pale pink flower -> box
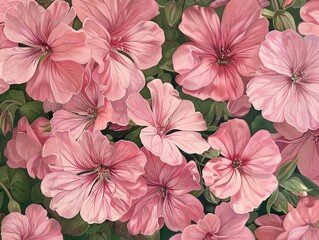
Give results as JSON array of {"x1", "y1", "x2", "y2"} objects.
[
  {"x1": 0, "y1": 0, "x2": 91, "y2": 103},
  {"x1": 210, "y1": 0, "x2": 270, "y2": 8},
  {"x1": 50, "y1": 65, "x2": 113, "y2": 139},
  {"x1": 0, "y1": 0, "x2": 18, "y2": 22},
  {"x1": 273, "y1": 122, "x2": 319, "y2": 184},
  {"x1": 127, "y1": 79, "x2": 210, "y2": 166},
  {"x1": 299, "y1": 0, "x2": 319, "y2": 36},
  {"x1": 73, "y1": 0, "x2": 164, "y2": 101},
  {"x1": 203, "y1": 119, "x2": 281, "y2": 213},
  {"x1": 4, "y1": 116, "x2": 57, "y2": 179},
  {"x1": 227, "y1": 95, "x2": 251, "y2": 117},
  {"x1": 172, "y1": 202, "x2": 254, "y2": 240},
  {"x1": 1, "y1": 204, "x2": 62, "y2": 240},
  {"x1": 41, "y1": 130, "x2": 147, "y2": 223},
  {"x1": 255, "y1": 214, "x2": 285, "y2": 240},
  {"x1": 121, "y1": 148, "x2": 204, "y2": 235},
  {"x1": 276, "y1": 197, "x2": 319, "y2": 239},
  {"x1": 172, "y1": 0, "x2": 268, "y2": 101},
  {"x1": 247, "y1": 30, "x2": 319, "y2": 133}
]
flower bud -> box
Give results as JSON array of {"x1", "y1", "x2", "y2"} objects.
[
  {"x1": 282, "y1": 0, "x2": 294, "y2": 9},
  {"x1": 8, "y1": 199, "x2": 21, "y2": 213},
  {"x1": 0, "y1": 110, "x2": 13, "y2": 136},
  {"x1": 164, "y1": 1, "x2": 182, "y2": 27},
  {"x1": 273, "y1": 10, "x2": 296, "y2": 31}
]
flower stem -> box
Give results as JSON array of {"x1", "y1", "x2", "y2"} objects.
[{"x1": 0, "y1": 181, "x2": 13, "y2": 201}]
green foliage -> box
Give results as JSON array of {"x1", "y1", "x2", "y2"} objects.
[{"x1": 19, "y1": 101, "x2": 47, "y2": 123}]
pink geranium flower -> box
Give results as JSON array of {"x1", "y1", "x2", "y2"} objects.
[
  {"x1": 247, "y1": 30, "x2": 319, "y2": 133},
  {"x1": 41, "y1": 130, "x2": 147, "y2": 224},
  {"x1": 127, "y1": 79, "x2": 210, "y2": 166},
  {"x1": 203, "y1": 119, "x2": 281, "y2": 213},
  {"x1": 172, "y1": 0, "x2": 268, "y2": 101},
  {"x1": 255, "y1": 214, "x2": 285, "y2": 240},
  {"x1": 0, "y1": 0, "x2": 91, "y2": 103},
  {"x1": 1, "y1": 204, "x2": 63, "y2": 240},
  {"x1": 73, "y1": 0, "x2": 164, "y2": 101},
  {"x1": 50, "y1": 64, "x2": 113, "y2": 139},
  {"x1": 4, "y1": 116, "x2": 57, "y2": 179},
  {"x1": 171, "y1": 202, "x2": 254, "y2": 240},
  {"x1": 276, "y1": 197, "x2": 319, "y2": 239},
  {"x1": 121, "y1": 148, "x2": 204, "y2": 235},
  {"x1": 273, "y1": 122, "x2": 319, "y2": 184},
  {"x1": 210, "y1": 0, "x2": 270, "y2": 8},
  {"x1": 299, "y1": 0, "x2": 319, "y2": 36}
]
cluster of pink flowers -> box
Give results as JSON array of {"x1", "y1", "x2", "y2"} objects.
[{"x1": 1, "y1": 0, "x2": 319, "y2": 239}]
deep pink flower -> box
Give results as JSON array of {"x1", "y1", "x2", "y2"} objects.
[
  {"x1": 1, "y1": 204, "x2": 62, "y2": 240},
  {"x1": 41, "y1": 130, "x2": 147, "y2": 223},
  {"x1": 227, "y1": 95, "x2": 251, "y2": 117},
  {"x1": 210, "y1": 0, "x2": 270, "y2": 8},
  {"x1": 255, "y1": 214, "x2": 285, "y2": 240},
  {"x1": 276, "y1": 197, "x2": 319, "y2": 239},
  {"x1": 73, "y1": 0, "x2": 164, "y2": 101},
  {"x1": 50, "y1": 65, "x2": 113, "y2": 139},
  {"x1": 273, "y1": 122, "x2": 319, "y2": 184},
  {"x1": 299, "y1": 0, "x2": 319, "y2": 36},
  {"x1": 247, "y1": 30, "x2": 319, "y2": 133},
  {"x1": 0, "y1": 0, "x2": 91, "y2": 103},
  {"x1": 4, "y1": 116, "x2": 57, "y2": 179},
  {"x1": 172, "y1": 0, "x2": 268, "y2": 101},
  {"x1": 0, "y1": 0, "x2": 18, "y2": 22},
  {"x1": 127, "y1": 79, "x2": 210, "y2": 166},
  {"x1": 121, "y1": 148, "x2": 204, "y2": 235},
  {"x1": 172, "y1": 202, "x2": 254, "y2": 240},
  {"x1": 203, "y1": 119, "x2": 281, "y2": 213}
]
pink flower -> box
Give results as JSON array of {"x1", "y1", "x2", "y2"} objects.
[
  {"x1": 255, "y1": 214, "x2": 285, "y2": 240},
  {"x1": 299, "y1": 0, "x2": 319, "y2": 36},
  {"x1": 210, "y1": 0, "x2": 270, "y2": 8},
  {"x1": 273, "y1": 122, "x2": 319, "y2": 184},
  {"x1": 172, "y1": 0, "x2": 268, "y2": 101},
  {"x1": 50, "y1": 65, "x2": 113, "y2": 139},
  {"x1": 227, "y1": 95, "x2": 251, "y2": 117},
  {"x1": 247, "y1": 30, "x2": 319, "y2": 133},
  {"x1": 121, "y1": 148, "x2": 204, "y2": 235},
  {"x1": 4, "y1": 116, "x2": 57, "y2": 179},
  {"x1": 0, "y1": 0, "x2": 18, "y2": 22},
  {"x1": 73, "y1": 0, "x2": 164, "y2": 101},
  {"x1": 127, "y1": 79, "x2": 210, "y2": 166},
  {"x1": 276, "y1": 197, "x2": 319, "y2": 239},
  {"x1": 203, "y1": 119, "x2": 281, "y2": 213},
  {"x1": 41, "y1": 130, "x2": 147, "y2": 223},
  {"x1": 0, "y1": 0, "x2": 91, "y2": 103},
  {"x1": 1, "y1": 204, "x2": 62, "y2": 240},
  {"x1": 173, "y1": 202, "x2": 254, "y2": 240}
]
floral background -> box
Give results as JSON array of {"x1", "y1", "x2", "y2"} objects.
[{"x1": 0, "y1": 0, "x2": 319, "y2": 239}]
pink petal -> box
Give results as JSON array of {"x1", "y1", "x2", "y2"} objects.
[
  {"x1": 0, "y1": 24, "x2": 17, "y2": 48},
  {"x1": 227, "y1": 95, "x2": 251, "y2": 117},
  {"x1": 0, "y1": 47, "x2": 41, "y2": 84},
  {"x1": 0, "y1": 78, "x2": 9, "y2": 94},
  {"x1": 1, "y1": 213, "x2": 29, "y2": 240},
  {"x1": 298, "y1": 137, "x2": 319, "y2": 180},
  {"x1": 48, "y1": 24, "x2": 90, "y2": 64},
  {"x1": 0, "y1": 0, "x2": 19, "y2": 22},
  {"x1": 273, "y1": 121, "x2": 304, "y2": 140},
  {"x1": 182, "y1": 220, "x2": 215, "y2": 239},
  {"x1": 299, "y1": 22, "x2": 319, "y2": 37},
  {"x1": 127, "y1": 92, "x2": 155, "y2": 127},
  {"x1": 208, "y1": 119, "x2": 250, "y2": 159}
]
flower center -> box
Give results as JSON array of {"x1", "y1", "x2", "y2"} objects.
[
  {"x1": 86, "y1": 108, "x2": 97, "y2": 118},
  {"x1": 157, "y1": 123, "x2": 170, "y2": 136},
  {"x1": 41, "y1": 46, "x2": 51, "y2": 55},
  {"x1": 203, "y1": 233, "x2": 217, "y2": 240},
  {"x1": 158, "y1": 186, "x2": 167, "y2": 198},
  {"x1": 217, "y1": 47, "x2": 231, "y2": 65},
  {"x1": 291, "y1": 71, "x2": 305, "y2": 83},
  {"x1": 232, "y1": 158, "x2": 242, "y2": 169},
  {"x1": 312, "y1": 135, "x2": 319, "y2": 143},
  {"x1": 97, "y1": 166, "x2": 111, "y2": 181}
]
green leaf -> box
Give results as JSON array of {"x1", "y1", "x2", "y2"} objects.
[
  {"x1": 60, "y1": 214, "x2": 89, "y2": 236},
  {"x1": 10, "y1": 169, "x2": 31, "y2": 202},
  {"x1": 277, "y1": 159, "x2": 298, "y2": 182},
  {"x1": 266, "y1": 188, "x2": 279, "y2": 214},
  {"x1": 0, "y1": 90, "x2": 25, "y2": 105},
  {"x1": 272, "y1": 191, "x2": 288, "y2": 213},
  {"x1": 280, "y1": 176, "x2": 310, "y2": 193},
  {"x1": 291, "y1": 173, "x2": 319, "y2": 197},
  {"x1": 19, "y1": 101, "x2": 47, "y2": 123},
  {"x1": 124, "y1": 127, "x2": 142, "y2": 147},
  {"x1": 158, "y1": 73, "x2": 172, "y2": 83},
  {"x1": 31, "y1": 182, "x2": 45, "y2": 204},
  {"x1": 86, "y1": 222, "x2": 113, "y2": 234},
  {"x1": 0, "y1": 192, "x2": 3, "y2": 209},
  {"x1": 203, "y1": 187, "x2": 220, "y2": 204},
  {"x1": 88, "y1": 231, "x2": 111, "y2": 240},
  {"x1": 291, "y1": 0, "x2": 306, "y2": 8},
  {"x1": 281, "y1": 189, "x2": 299, "y2": 207},
  {"x1": 250, "y1": 115, "x2": 276, "y2": 135},
  {"x1": 202, "y1": 148, "x2": 220, "y2": 159}
]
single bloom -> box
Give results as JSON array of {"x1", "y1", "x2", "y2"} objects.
[
  {"x1": 247, "y1": 30, "x2": 319, "y2": 133},
  {"x1": 203, "y1": 119, "x2": 281, "y2": 213},
  {"x1": 4, "y1": 116, "x2": 57, "y2": 179},
  {"x1": 273, "y1": 121, "x2": 319, "y2": 185},
  {"x1": 73, "y1": 0, "x2": 164, "y2": 101},
  {"x1": 299, "y1": 0, "x2": 319, "y2": 36},
  {"x1": 127, "y1": 79, "x2": 210, "y2": 166},
  {"x1": 172, "y1": 0, "x2": 268, "y2": 101},
  {"x1": 1, "y1": 204, "x2": 63, "y2": 240},
  {"x1": 41, "y1": 130, "x2": 147, "y2": 224},
  {"x1": 276, "y1": 197, "x2": 319, "y2": 239},
  {"x1": 0, "y1": 0, "x2": 91, "y2": 103},
  {"x1": 255, "y1": 214, "x2": 285, "y2": 240},
  {"x1": 210, "y1": 0, "x2": 270, "y2": 8},
  {"x1": 121, "y1": 148, "x2": 204, "y2": 235},
  {"x1": 50, "y1": 64, "x2": 113, "y2": 139},
  {"x1": 170, "y1": 202, "x2": 254, "y2": 240}
]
